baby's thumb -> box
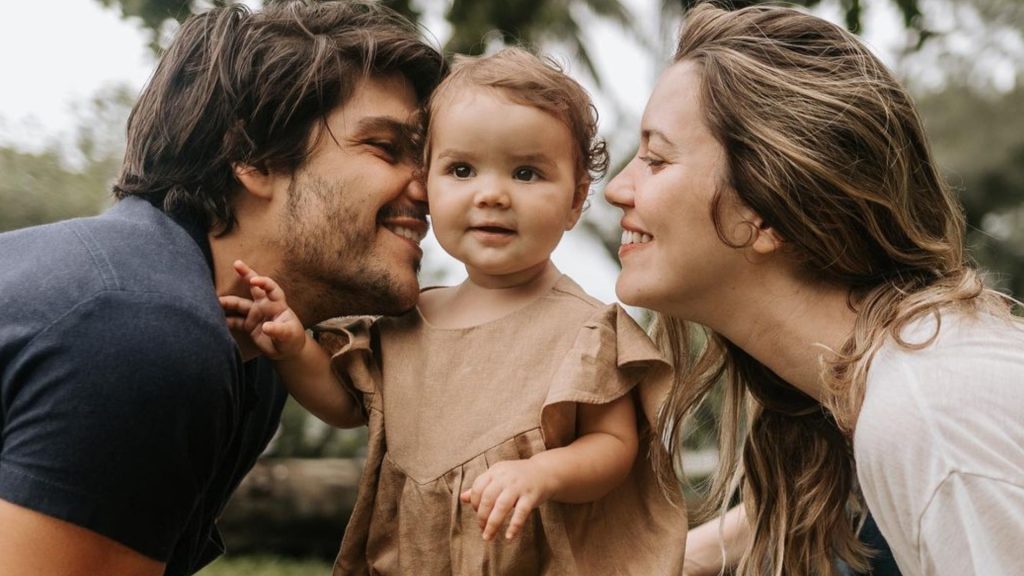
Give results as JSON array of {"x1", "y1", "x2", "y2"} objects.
[{"x1": 460, "y1": 490, "x2": 472, "y2": 503}]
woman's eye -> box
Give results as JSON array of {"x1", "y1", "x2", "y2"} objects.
[
  {"x1": 513, "y1": 167, "x2": 539, "y2": 182},
  {"x1": 452, "y1": 164, "x2": 474, "y2": 178},
  {"x1": 639, "y1": 155, "x2": 665, "y2": 169}
]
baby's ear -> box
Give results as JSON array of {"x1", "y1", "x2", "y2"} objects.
[{"x1": 565, "y1": 179, "x2": 589, "y2": 230}]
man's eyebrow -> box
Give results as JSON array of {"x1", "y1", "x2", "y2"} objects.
[{"x1": 352, "y1": 116, "x2": 413, "y2": 138}]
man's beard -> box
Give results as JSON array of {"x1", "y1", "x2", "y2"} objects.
[{"x1": 275, "y1": 172, "x2": 419, "y2": 325}]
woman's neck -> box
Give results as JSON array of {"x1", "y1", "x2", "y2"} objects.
[
  {"x1": 419, "y1": 260, "x2": 562, "y2": 329},
  {"x1": 703, "y1": 271, "x2": 858, "y2": 403}
]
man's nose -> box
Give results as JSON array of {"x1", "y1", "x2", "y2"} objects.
[{"x1": 405, "y1": 175, "x2": 427, "y2": 204}]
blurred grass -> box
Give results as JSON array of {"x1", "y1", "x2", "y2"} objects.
[{"x1": 197, "y1": 555, "x2": 332, "y2": 576}]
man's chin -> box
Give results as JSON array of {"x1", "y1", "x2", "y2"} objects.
[{"x1": 376, "y1": 280, "x2": 420, "y2": 317}]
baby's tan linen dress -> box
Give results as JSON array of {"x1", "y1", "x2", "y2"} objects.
[{"x1": 317, "y1": 276, "x2": 687, "y2": 576}]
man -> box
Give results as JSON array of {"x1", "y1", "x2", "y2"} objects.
[{"x1": 0, "y1": 2, "x2": 444, "y2": 575}]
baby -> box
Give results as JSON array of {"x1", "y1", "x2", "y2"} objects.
[{"x1": 223, "y1": 48, "x2": 686, "y2": 575}]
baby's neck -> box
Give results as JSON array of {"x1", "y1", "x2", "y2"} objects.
[{"x1": 418, "y1": 261, "x2": 562, "y2": 329}]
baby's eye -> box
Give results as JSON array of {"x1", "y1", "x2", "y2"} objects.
[
  {"x1": 450, "y1": 164, "x2": 475, "y2": 179},
  {"x1": 513, "y1": 167, "x2": 540, "y2": 182}
]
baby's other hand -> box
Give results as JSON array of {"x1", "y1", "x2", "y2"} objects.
[{"x1": 459, "y1": 459, "x2": 552, "y2": 542}]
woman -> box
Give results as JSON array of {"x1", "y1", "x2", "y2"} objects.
[{"x1": 606, "y1": 4, "x2": 1024, "y2": 575}]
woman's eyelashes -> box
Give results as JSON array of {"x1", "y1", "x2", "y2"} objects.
[{"x1": 638, "y1": 154, "x2": 666, "y2": 171}]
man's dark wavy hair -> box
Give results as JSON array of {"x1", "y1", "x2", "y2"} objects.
[{"x1": 113, "y1": 0, "x2": 445, "y2": 233}]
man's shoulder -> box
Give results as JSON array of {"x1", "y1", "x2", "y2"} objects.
[{"x1": 0, "y1": 200, "x2": 217, "y2": 328}]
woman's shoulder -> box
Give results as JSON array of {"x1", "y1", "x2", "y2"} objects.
[{"x1": 856, "y1": 309, "x2": 1024, "y2": 485}]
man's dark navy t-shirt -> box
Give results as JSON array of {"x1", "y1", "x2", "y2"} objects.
[{"x1": 0, "y1": 197, "x2": 287, "y2": 575}]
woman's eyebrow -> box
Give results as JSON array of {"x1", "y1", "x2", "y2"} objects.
[{"x1": 642, "y1": 128, "x2": 676, "y2": 149}]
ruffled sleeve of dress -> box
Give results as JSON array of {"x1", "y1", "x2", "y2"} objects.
[
  {"x1": 315, "y1": 316, "x2": 390, "y2": 576},
  {"x1": 313, "y1": 316, "x2": 381, "y2": 422},
  {"x1": 542, "y1": 304, "x2": 688, "y2": 576},
  {"x1": 540, "y1": 304, "x2": 673, "y2": 448}
]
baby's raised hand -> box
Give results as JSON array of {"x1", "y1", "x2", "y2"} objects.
[
  {"x1": 459, "y1": 459, "x2": 552, "y2": 542},
  {"x1": 219, "y1": 260, "x2": 306, "y2": 360}
]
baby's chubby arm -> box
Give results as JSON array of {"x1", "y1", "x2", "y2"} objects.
[
  {"x1": 219, "y1": 260, "x2": 362, "y2": 429},
  {"x1": 460, "y1": 393, "x2": 638, "y2": 541}
]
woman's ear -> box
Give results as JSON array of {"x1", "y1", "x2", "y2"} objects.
[
  {"x1": 749, "y1": 214, "x2": 785, "y2": 255},
  {"x1": 232, "y1": 163, "x2": 277, "y2": 201}
]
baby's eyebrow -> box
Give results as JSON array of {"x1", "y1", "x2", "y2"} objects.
[
  {"x1": 508, "y1": 153, "x2": 555, "y2": 167},
  {"x1": 434, "y1": 148, "x2": 474, "y2": 162}
]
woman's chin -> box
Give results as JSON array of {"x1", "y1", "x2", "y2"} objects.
[{"x1": 615, "y1": 277, "x2": 652, "y2": 309}]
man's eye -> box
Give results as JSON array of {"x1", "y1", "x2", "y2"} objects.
[
  {"x1": 452, "y1": 164, "x2": 474, "y2": 178},
  {"x1": 369, "y1": 141, "x2": 398, "y2": 158},
  {"x1": 513, "y1": 167, "x2": 539, "y2": 182}
]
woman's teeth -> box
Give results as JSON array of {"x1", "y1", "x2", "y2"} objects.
[{"x1": 620, "y1": 230, "x2": 652, "y2": 245}]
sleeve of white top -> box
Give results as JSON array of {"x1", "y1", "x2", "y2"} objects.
[{"x1": 917, "y1": 471, "x2": 1024, "y2": 575}]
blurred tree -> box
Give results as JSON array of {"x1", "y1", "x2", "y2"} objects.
[
  {"x1": 95, "y1": 0, "x2": 939, "y2": 87},
  {"x1": 0, "y1": 86, "x2": 132, "y2": 233},
  {"x1": 95, "y1": 0, "x2": 637, "y2": 86},
  {"x1": 918, "y1": 83, "x2": 1024, "y2": 299},
  {"x1": 668, "y1": 0, "x2": 925, "y2": 37}
]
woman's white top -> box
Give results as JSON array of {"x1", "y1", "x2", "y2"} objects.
[{"x1": 855, "y1": 310, "x2": 1024, "y2": 576}]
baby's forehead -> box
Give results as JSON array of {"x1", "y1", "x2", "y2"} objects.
[{"x1": 428, "y1": 86, "x2": 571, "y2": 136}]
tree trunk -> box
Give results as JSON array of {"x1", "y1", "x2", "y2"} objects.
[{"x1": 218, "y1": 458, "x2": 362, "y2": 558}]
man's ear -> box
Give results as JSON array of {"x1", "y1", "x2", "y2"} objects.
[{"x1": 233, "y1": 163, "x2": 276, "y2": 201}]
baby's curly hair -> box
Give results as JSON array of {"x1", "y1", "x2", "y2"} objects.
[{"x1": 424, "y1": 47, "x2": 608, "y2": 196}]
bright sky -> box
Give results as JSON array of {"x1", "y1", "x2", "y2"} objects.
[{"x1": 0, "y1": 1, "x2": 153, "y2": 148}]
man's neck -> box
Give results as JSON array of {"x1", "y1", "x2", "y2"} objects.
[{"x1": 208, "y1": 228, "x2": 288, "y2": 361}]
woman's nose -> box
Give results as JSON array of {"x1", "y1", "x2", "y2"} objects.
[{"x1": 604, "y1": 156, "x2": 639, "y2": 208}]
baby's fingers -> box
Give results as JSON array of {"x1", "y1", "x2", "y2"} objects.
[
  {"x1": 482, "y1": 492, "x2": 517, "y2": 541},
  {"x1": 233, "y1": 259, "x2": 258, "y2": 281},
  {"x1": 504, "y1": 498, "x2": 535, "y2": 540},
  {"x1": 463, "y1": 474, "x2": 491, "y2": 511},
  {"x1": 225, "y1": 317, "x2": 248, "y2": 332},
  {"x1": 250, "y1": 275, "x2": 286, "y2": 303},
  {"x1": 219, "y1": 295, "x2": 253, "y2": 316},
  {"x1": 475, "y1": 482, "x2": 505, "y2": 531}
]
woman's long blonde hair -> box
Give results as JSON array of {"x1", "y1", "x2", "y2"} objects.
[{"x1": 652, "y1": 4, "x2": 1017, "y2": 575}]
